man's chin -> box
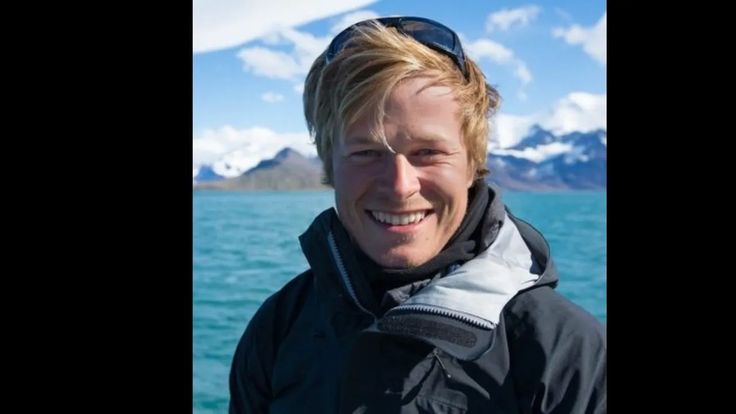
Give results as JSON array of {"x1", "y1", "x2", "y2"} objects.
[{"x1": 371, "y1": 248, "x2": 429, "y2": 269}]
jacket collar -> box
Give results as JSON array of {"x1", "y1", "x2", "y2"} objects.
[{"x1": 298, "y1": 184, "x2": 557, "y2": 360}]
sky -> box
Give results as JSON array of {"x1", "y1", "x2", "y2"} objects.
[{"x1": 193, "y1": 0, "x2": 606, "y2": 177}]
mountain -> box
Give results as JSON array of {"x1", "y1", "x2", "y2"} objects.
[
  {"x1": 487, "y1": 126, "x2": 606, "y2": 191},
  {"x1": 193, "y1": 126, "x2": 606, "y2": 191},
  {"x1": 509, "y1": 125, "x2": 558, "y2": 149},
  {"x1": 194, "y1": 147, "x2": 327, "y2": 190},
  {"x1": 193, "y1": 165, "x2": 225, "y2": 183}
]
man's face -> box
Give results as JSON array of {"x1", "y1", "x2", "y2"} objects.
[{"x1": 332, "y1": 76, "x2": 474, "y2": 268}]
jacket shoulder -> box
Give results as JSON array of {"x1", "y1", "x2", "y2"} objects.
[
  {"x1": 506, "y1": 285, "x2": 605, "y2": 345},
  {"x1": 261, "y1": 270, "x2": 315, "y2": 323},
  {"x1": 239, "y1": 269, "x2": 315, "y2": 351},
  {"x1": 228, "y1": 270, "x2": 314, "y2": 413}
]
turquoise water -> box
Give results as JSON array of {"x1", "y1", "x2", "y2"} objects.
[{"x1": 193, "y1": 190, "x2": 606, "y2": 412}]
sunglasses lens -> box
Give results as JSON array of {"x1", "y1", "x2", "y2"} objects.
[{"x1": 402, "y1": 20, "x2": 457, "y2": 52}]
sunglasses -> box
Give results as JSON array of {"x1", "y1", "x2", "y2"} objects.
[{"x1": 324, "y1": 16, "x2": 468, "y2": 79}]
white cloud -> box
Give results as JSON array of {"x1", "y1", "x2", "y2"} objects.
[
  {"x1": 261, "y1": 92, "x2": 284, "y2": 103},
  {"x1": 236, "y1": 8, "x2": 376, "y2": 84},
  {"x1": 278, "y1": 28, "x2": 333, "y2": 70},
  {"x1": 514, "y1": 62, "x2": 532, "y2": 84},
  {"x1": 235, "y1": 9, "x2": 379, "y2": 95},
  {"x1": 194, "y1": 0, "x2": 377, "y2": 54},
  {"x1": 193, "y1": 126, "x2": 317, "y2": 177},
  {"x1": 553, "y1": 12, "x2": 606, "y2": 65},
  {"x1": 563, "y1": 145, "x2": 591, "y2": 164},
  {"x1": 260, "y1": 31, "x2": 286, "y2": 46},
  {"x1": 237, "y1": 27, "x2": 333, "y2": 80},
  {"x1": 491, "y1": 92, "x2": 606, "y2": 149},
  {"x1": 465, "y1": 39, "x2": 514, "y2": 63},
  {"x1": 465, "y1": 38, "x2": 532, "y2": 86},
  {"x1": 493, "y1": 142, "x2": 573, "y2": 163},
  {"x1": 491, "y1": 113, "x2": 537, "y2": 149},
  {"x1": 539, "y1": 92, "x2": 607, "y2": 135},
  {"x1": 330, "y1": 9, "x2": 380, "y2": 34},
  {"x1": 486, "y1": 5, "x2": 541, "y2": 32},
  {"x1": 237, "y1": 47, "x2": 302, "y2": 79}
]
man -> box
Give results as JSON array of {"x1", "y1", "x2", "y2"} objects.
[{"x1": 230, "y1": 16, "x2": 606, "y2": 413}]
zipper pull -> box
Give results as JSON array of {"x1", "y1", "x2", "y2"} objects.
[{"x1": 432, "y1": 349, "x2": 452, "y2": 380}]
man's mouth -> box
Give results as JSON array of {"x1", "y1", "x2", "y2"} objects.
[{"x1": 367, "y1": 209, "x2": 433, "y2": 226}]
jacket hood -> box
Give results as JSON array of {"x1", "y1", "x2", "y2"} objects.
[{"x1": 298, "y1": 184, "x2": 558, "y2": 360}]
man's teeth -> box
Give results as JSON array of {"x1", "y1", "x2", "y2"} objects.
[{"x1": 370, "y1": 211, "x2": 426, "y2": 225}]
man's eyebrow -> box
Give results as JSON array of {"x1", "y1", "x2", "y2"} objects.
[
  {"x1": 408, "y1": 134, "x2": 451, "y2": 144},
  {"x1": 343, "y1": 136, "x2": 383, "y2": 145}
]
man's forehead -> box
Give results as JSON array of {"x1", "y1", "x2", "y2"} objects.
[
  {"x1": 341, "y1": 134, "x2": 384, "y2": 145},
  {"x1": 340, "y1": 132, "x2": 449, "y2": 146}
]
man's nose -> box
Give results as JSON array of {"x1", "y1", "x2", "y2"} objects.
[{"x1": 380, "y1": 153, "x2": 420, "y2": 200}]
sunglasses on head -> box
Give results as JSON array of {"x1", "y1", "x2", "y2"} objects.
[{"x1": 324, "y1": 16, "x2": 469, "y2": 79}]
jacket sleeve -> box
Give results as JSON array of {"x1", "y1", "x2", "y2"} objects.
[
  {"x1": 229, "y1": 298, "x2": 277, "y2": 414},
  {"x1": 509, "y1": 293, "x2": 607, "y2": 414}
]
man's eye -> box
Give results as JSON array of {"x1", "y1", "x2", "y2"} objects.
[
  {"x1": 351, "y1": 150, "x2": 382, "y2": 158},
  {"x1": 416, "y1": 149, "x2": 442, "y2": 156}
]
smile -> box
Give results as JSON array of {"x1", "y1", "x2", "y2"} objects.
[{"x1": 367, "y1": 209, "x2": 432, "y2": 226}]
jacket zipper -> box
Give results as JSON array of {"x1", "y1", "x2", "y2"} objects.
[
  {"x1": 388, "y1": 304, "x2": 496, "y2": 330},
  {"x1": 327, "y1": 232, "x2": 495, "y2": 330},
  {"x1": 327, "y1": 232, "x2": 375, "y2": 318}
]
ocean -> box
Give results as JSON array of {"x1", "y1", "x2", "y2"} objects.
[{"x1": 193, "y1": 190, "x2": 606, "y2": 412}]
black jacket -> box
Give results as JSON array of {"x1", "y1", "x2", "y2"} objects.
[{"x1": 230, "y1": 187, "x2": 606, "y2": 413}]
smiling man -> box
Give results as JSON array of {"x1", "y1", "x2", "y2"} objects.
[
  {"x1": 334, "y1": 77, "x2": 474, "y2": 269},
  {"x1": 230, "y1": 16, "x2": 606, "y2": 414}
]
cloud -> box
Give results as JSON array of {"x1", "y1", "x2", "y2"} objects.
[
  {"x1": 193, "y1": 126, "x2": 317, "y2": 177},
  {"x1": 491, "y1": 113, "x2": 537, "y2": 149},
  {"x1": 279, "y1": 28, "x2": 333, "y2": 69},
  {"x1": 493, "y1": 142, "x2": 573, "y2": 163},
  {"x1": 464, "y1": 38, "x2": 533, "y2": 85},
  {"x1": 261, "y1": 92, "x2": 284, "y2": 103},
  {"x1": 553, "y1": 12, "x2": 606, "y2": 65},
  {"x1": 236, "y1": 8, "x2": 378, "y2": 83},
  {"x1": 237, "y1": 47, "x2": 302, "y2": 79},
  {"x1": 194, "y1": 0, "x2": 377, "y2": 54},
  {"x1": 293, "y1": 83, "x2": 305, "y2": 94},
  {"x1": 491, "y1": 92, "x2": 606, "y2": 149},
  {"x1": 514, "y1": 62, "x2": 532, "y2": 84},
  {"x1": 539, "y1": 92, "x2": 607, "y2": 134},
  {"x1": 464, "y1": 38, "x2": 514, "y2": 63},
  {"x1": 237, "y1": 27, "x2": 332, "y2": 80},
  {"x1": 330, "y1": 9, "x2": 380, "y2": 34},
  {"x1": 486, "y1": 5, "x2": 541, "y2": 32}
]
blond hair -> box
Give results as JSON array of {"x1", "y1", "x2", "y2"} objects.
[{"x1": 304, "y1": 21, "x2": 501, "y2": 185}]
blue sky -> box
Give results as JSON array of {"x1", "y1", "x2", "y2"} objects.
[{"x1": 193, "y1": 0, "x2": 606, "y2": 177}]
